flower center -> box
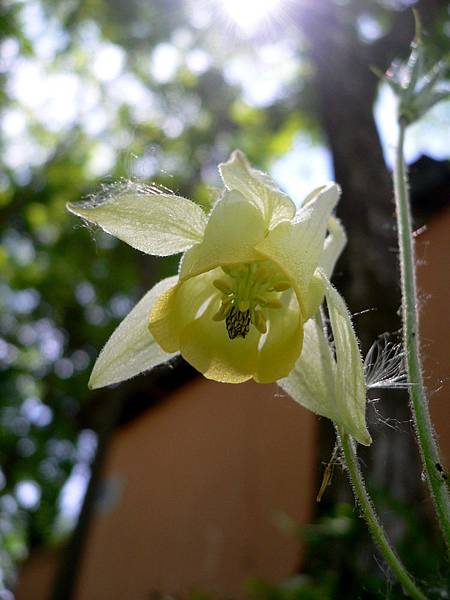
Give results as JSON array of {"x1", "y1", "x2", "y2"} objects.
[{"x1": 212, "y1": 261, "x2": 291, "y2": 339}]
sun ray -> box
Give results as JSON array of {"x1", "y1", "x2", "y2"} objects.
[{"x1": 218, "y1": 0, "x2": 284, "y2": 34}]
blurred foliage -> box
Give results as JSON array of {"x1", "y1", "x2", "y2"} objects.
[
  {"x1": 250, "y1": 499, "x2": 448, "y2": 600},
  {"x1": 188, "y1": 501, "x2": 448, "y2": 599},
  {"x1": 0, "y1": 0, "x2": 449, "y2": 595}
]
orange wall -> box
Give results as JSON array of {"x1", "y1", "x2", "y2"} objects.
[
  {"x1": 416, "y1": 208, "x2": 450, "y2": 467},
  {"x1": 74, "y1": 379, "x2": 317, "y2": 598}
]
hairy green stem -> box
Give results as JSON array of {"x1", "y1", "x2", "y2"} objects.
[
  {"x1": 340, "y1": 431, "x2": 428, "y2": 600},
  {"x1": 394, "y1": 119, "x2": 450, "y2": 551}
]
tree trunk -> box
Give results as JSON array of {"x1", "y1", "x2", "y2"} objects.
[{"x1": 50, "y1": 394, "x2": 123, "y2": 600}]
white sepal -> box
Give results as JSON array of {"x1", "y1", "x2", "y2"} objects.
[
  {"x1": 279, "y1": 273, "x2": 371, "y2": 446},
  {"x1": 218, "y1": 150, "x2": 296, "y2": 230},
  {"x1": 278, "y1": 315, "x2": 337, "y2": 422},
  {"x1": 322, "y1": 273, "x2": 371, "y2": 445},
  {"x1": 68, "y1": 182, "x2": 207, "y2": 256},
  {"x1": 88, "y1": 276, "x2": 178, "y2": 389}
]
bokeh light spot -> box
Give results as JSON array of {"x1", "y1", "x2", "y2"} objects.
[{"x1": 219, "y1": 0, "x2": 283, "y2": 34}]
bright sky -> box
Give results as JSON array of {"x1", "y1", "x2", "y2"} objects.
[{"x1": 374, "y1": 83, "x2": 450, "y2": 167}]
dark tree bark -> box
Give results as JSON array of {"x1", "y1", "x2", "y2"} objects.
[{"x1": 50, "y1": 393, "x2": 123, "y2": 600}]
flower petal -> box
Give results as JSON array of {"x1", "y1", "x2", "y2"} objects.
[
  {"x1": 278, "y1": 316, "x2": 337, "y2": 421},
  {"x1": 322, "y1": 274, "x2": 371, "y2": 445},
  {"x1": 320, "y1": 216, "x2": 347, "y2": 278},
  {"x1": 179, "y1": 190, "x2": 266, "y2": 280},
  {"x1": 279, "y1": 303, "x2": 371, "y2": 446},
  {"x1": 149, "y1": 270, "x2": 217, "y2": 352},
  {"x1": 219, "y1": 150, "x2": 296, "y2": 230},
  {"x1": 255, "y1": 293, "x2": 304, "y2": 384},
  {"x1": 179, "y1": 296, "x2": 260, "y2": 384},
  {"x1": 303, "y1": 271, "x2": 326, "y2": 321},
  {"x1": 301, "y1": 217, "x2": 347, "y2": 320},
  {"x1": 301, "y1": 184, "x2": 328, "y2": 207},
  {"x1": 279, "y1": 276, "x2": 371, "y2": 446},
  {"x1": 67, "y1": 182, "x2": 207, "y2": 256},
  {"x1": 89, "y1": 276, "x2": 178, "y2": 389},
  {"x1": 255, "y1": 183, "x2": 340, "y2": 312}
]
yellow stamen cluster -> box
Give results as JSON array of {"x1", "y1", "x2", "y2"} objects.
[{"x1": 212, "y1": 261, "x2": 291, "y2": 339}]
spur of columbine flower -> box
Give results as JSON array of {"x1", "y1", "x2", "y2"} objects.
[{"x1": 68, "y1": 151, "x2": 371, "y2": 445}]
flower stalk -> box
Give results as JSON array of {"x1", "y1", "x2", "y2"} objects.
[
  {"x1": 394, "y1": 118, "x2": 450, "y2": 552},
  {"x1": 339, "y1": 430, "x2": 429, "y2": 600}
]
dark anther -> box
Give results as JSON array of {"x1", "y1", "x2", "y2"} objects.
[{"x1": 226, "y1": 306, "x2": 251, "y2": 339}]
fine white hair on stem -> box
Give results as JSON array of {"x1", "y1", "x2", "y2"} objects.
[{"x1": 364, "y1": 334, "x2": 410, "y2": 390}]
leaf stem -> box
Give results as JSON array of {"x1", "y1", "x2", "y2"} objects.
[
  {"x1": 394, "y1": 118, "x2": 450, "y2": 552},
  {"x1": 339, "y1": 431, "x2": 429, "y2": 600}
]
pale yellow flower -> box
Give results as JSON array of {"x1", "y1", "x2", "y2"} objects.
[{"x1": 68, "y1": 151, "x2": 371, "y2": 445}]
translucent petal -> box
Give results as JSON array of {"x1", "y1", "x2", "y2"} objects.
[
  {"x1": 67, "y1": 182, "x2": 207, "y2": 256},
  {"x1": 278, "y1": 316, "x2": 337, "y2": 421},
  {"x1": 300, "y1": 184, "x2": 328, "y2": 207},
  {"x1": 303, "y1": 271, "x2": 326, "y2": 321},
  {"x1": 300, "y1": 217, "x2": 347, "y2": 320},
  {"x1": 179, "y1": 295, "x2": 260, "y2": 384},
  {"x1": 255, "y1": 183, "x2": 340, "y2": 313},
  {"x1": 88, "y1": 276, "x2": 178, "y2": 389},
  {"x1": 255, "y1": 294, "x2": 304, "y2": 383},
  {"x1": 219, "y1": 150, "x2": 296, "y2": 230},
  {"x1": 320, "y1": 216, "x2": 347, "y2": 278},
  {"x1": 179, "y1": 190, "x2": 266, "y2": 280},
  {"x1": 279, "y1": 296, "x2": 371, "y2": 446},
  {"x1": 322, "y1": 274, "x2": 371, "y2": 445},
  {"x1": 149, "y1": 270, "x2": 218, "y2": 352}
]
